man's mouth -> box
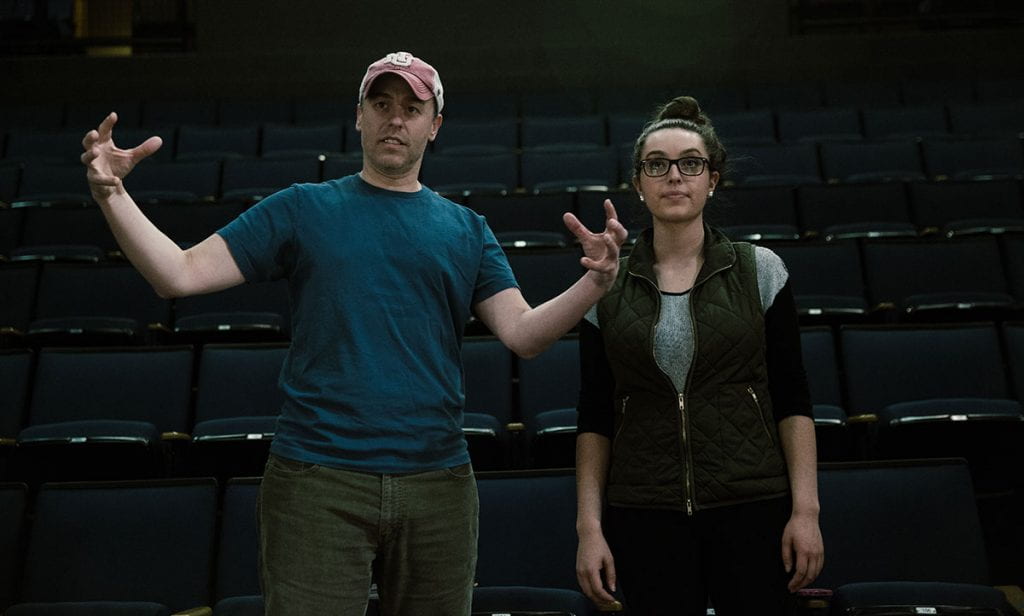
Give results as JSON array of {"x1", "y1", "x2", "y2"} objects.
[{"x1": 381, "y1": 136, "x2": 405, "y2": 146}]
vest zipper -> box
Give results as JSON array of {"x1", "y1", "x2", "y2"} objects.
[
  {"x1": 679, "y1": 393, "x2": 693, "y2": 516},
  {"x1": 748, "y1": 385, "x2": 774, "y2": 446},
  {"x1": 613, "y1": 396, "x2": 630, "y2": 442}
]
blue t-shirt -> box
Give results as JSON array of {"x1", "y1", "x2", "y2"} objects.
[{"x1": 217, "y1": 174, "x2": 517, "y2": 473}]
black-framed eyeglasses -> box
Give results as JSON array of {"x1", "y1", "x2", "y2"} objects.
[{"x1": 638, "y1": 156, "x2": 710, "y2": 178}]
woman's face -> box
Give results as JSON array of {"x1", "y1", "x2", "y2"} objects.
[{"x1": 633, "y1": 127, "x2": 719, "y2": 226}]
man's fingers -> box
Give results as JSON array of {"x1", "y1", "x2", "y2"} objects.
[
  {"x1": 563, "y1": 211, "x2": 592, "y2": 241},
  {"x1": 131, "y1": 135, "x2": 163, "y2": 162},
  {"x1": 97, "y1": 112, "x2": 118, "y2": 142},
  {"x1": 603, "y1": 198, "x2": 619, "y2": 223},
  {"x1": 81, "y1": 129, "x2": 100, "y2": 151}
]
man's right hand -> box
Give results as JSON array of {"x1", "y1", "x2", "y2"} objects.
[{"x1": 80, "y1": 112, "x2": 163, "y2": 203}]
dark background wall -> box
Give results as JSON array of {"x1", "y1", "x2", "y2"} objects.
[{"x1": 3, "y1": 0, "x2": 1022, "y2": 106}]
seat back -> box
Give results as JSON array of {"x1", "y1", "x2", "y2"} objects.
[
  {"x1": 816, "y1": 460, "x2": 989, "y2": 589},
  {"x1": 215, "y1": 477, "x2": 262, "y2": 602},
  {"x1": 475, "y1": 470, "x2": 579, "y2": 590},
  {"x1": 0, "y1": 482, "x2": 28, "y2": 610},
  {"x1": 20, "y1": 478, "x2": 218, "y2": 611}
]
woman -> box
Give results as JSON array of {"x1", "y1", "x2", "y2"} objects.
[{"x1": 574, "y1": 96, "x2": 824, "y2": 615}]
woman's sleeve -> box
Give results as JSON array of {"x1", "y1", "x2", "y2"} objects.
[
  {"x1": 577, "y1": 318, "x2": 616, "y2": 438},
  {"x1": 765, "y1": 280, "x2": 813, "y2": 422}
]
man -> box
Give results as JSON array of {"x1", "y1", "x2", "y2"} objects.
[{"x1": 81, "y1": 51, "x2": 627, "y2": 615}]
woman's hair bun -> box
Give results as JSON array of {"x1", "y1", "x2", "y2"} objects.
[{"x1": 655, "y1": 96, "x2": 706, "y2": 125}]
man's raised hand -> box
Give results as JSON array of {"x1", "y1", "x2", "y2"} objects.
[
  {"x1": 80, "y1": 112, "x2": 162, "y2": 202},
  {"x1": 562, "y1": 199, "x2": 629, "y2": 288}
]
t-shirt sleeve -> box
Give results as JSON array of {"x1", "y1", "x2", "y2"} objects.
[
  {"x1": 216, "y1": 187, "x2": 298, "y2": 282},
  {"x1": 471, "y1": 221, "x2": 519, "y2": 305}
]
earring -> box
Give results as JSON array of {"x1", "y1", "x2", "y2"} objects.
[
  {"x1": 708, "y1": 191, "x2": 714, "y2": 198},
  {"x1": 639, "y1": 194, "x2": 645, "y2": 202}
]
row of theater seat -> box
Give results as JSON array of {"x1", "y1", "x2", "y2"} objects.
[
  {"x1": 2, "y1": 75, "x2": 1021, "y2": 130},
  {"x1": 2, "y1": 322, "x2": 1023, "y2": 485},
  {"x1": 0, "y1": 461, "x2": 1018, "y2": 614},
  {"x1": 1, "y1": 135, "x2": 1021, "y2": 202},
  {"x1": 1, "y1": 101, "x2": 1023, "y2": 161},
  {"x1": 3, "y1": 180, "x2": 1024, "y2": 249},
  {"x1": 3, "y1": 228, "x2": 1024, "y2": 350}
]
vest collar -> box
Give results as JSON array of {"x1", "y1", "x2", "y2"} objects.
[{"x1": 626, "y1": 225, "x2": 738, "y2": 287}]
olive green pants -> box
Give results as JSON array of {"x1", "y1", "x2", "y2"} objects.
[{"x1": 258, "y1": 454, "x2": 479, "y2": 616}]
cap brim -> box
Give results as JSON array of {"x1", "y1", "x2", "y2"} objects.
[{"x1": 367, "y1": 70, "x2": 434, "y2": 103}]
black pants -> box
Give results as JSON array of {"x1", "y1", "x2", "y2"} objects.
[{"x1": 606, "y1": 495, "x2": 792, "y2": 616}]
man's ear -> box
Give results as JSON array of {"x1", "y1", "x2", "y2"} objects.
[
  {"x1": 355, "y1": 104, "x2": 363, "y2": 132},
  {"x1": 429, "y1": 113, "x2": 443, "y2": 142}
]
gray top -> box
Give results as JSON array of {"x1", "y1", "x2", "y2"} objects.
[{"x1": 586, "y1": 245, "x2": 788, "y2": 393}]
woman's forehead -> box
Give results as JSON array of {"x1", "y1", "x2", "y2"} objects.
[{"x1": 643, "y1": 127, "x2": 706, "y2": 155}]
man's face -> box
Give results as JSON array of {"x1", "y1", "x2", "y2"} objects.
[{"x1": 356, "y1": 73, "x2": 442, "y2": 179}]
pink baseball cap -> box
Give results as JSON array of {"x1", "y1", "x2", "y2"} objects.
[{"x1": 358, "y1": 51, "x2": 444, "y2": 113}]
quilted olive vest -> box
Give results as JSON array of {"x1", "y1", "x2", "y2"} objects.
[{"x1": 596, "y1": 226, "x2": 789, "y2": 512}]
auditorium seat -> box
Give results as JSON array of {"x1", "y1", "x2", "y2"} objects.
[
  {"x1": 861, "y1": 104, "x2": 951, "y2": 140},
  {"x1": 3, "y1": 129, "x2": 88, "y2": 165},
  {"x1": 861, "y1": 236, "x2": 1014, "y2": 322},
  {"x1": 901, "y1": 78, "x2": 976, "y2": 106},
  {"x1": 712, "y1": 109, "x2": 777, "y2": 145},
  {"x1": 712, "y1": 183, "x2": 798, "y2": 241},
  {"x1": 795, "y1": 182, "x2": 917, "y2": 240},
  {"x1": 64, "y1": 101, "x2": 142, "y2": 131},
  {"x1": 576, "y1": 190, "x2": 649, "y2": 239},
  {"x1": 475, "y1": 470, "x2": 601, "y2": 615},
  {"x1": 0, "y1": 351, "x2": 32, "y2": 475},
  {"x1": 172, "y1": 279, "x2": 291, "y2": 344},
  {"x1": 606, "y1": 113, "x2": 648, "y2": 149},
  {"x1": 465, "y1": 192, "x2": 574, "y2": 248},
  {"x1": 728, "y1": 142, "x2": 823, "y2": 186},
  {"x1": 141, "y1": 202, "x2": 246, "y2": 248},
  {"x1": 9, "y1": 478, "x2": 218, "y2": 614},
  {"x1": 1004, "y1": 323, "x2": 1024, "y2": 408},
  {"x1": 822, "y1": 80, "x2": 901, "y2": 108},
  {"x1": 0, "y1": 262, "x2": 39, "y2": 346},
  {"x1": 767, "y1": 241, "x2": 870, "y2": 323},
  {"x1": 505, "y1": 247, "x2": 585, "y2": 307},
  {"x1": 518, "y1": 336, "x2": 579, "y2": 468},
  {"x1": 190, "y1": 343, "x2": 287, "y2": 480},
  {"x1": 420, "y1": 150, "x2": 518, "y2": 196},
  {"x1": 218, "y1": 99, "x2": 292, "y2": 126},
  {"x1": 260, "y1": 123, "x2": 343, "y2": 159},
  {"x1": 175, "y1": 125, "x2": 260, "y2": 161},
  {"x1": 431, "y1": 117, "x2": 518, "y2": 153},
  {"x1": 819, "y1": 140, "x2": 927, "y2": 184},
  {"x1": 519, "y1": 90, "x2": 596, "y2": 117},
  {"x1": 127, "y1": 159, "x2": 222, "y2": 203},
  {"x1": 520, "y1": 145, "x2": 618, "y2": 193},
  {"x1": 839, "y1": 323, "x2": 1023, "y2": 493},
  {"x1": 461, "y1": 336, "x2": 515, "y2": 470},
  {"x1": 321, "y1": 153, "x2": 363, "y2": 181},
  {"x1": 292, "y1": 99, "x2": 348, "y2": 126},
  {"x1": 13, "y1": 346, "x2": 194, "y2": 483},
  {"x1": 13, "y1": 203, "x2": 114, "y2": 262},
  {"x1": 11, "y1": 163, "x2": 93, "y2": 207},
  {"x1": 815, "y1": 459, "x2": 1015, "y2": 614},
  {"x1": 947, "y1": 101, "x2": 1024, "y2": 138},
  {"x1": 909, "y1": 179, "x2": 1024, "y2": 237},
  {"x1": 746, "y1": 82, "x2": 823, "y2": 111},
  {"x1": 212, "y1": 477, "x2": 263, "y2": 615},
  {"x1": 920, "y1": 136, "x2": 1024, "y2": 181},
  {"x1": 142, "y1": 99, "x2": 216, "y2": 127},
  {"x1": 799, "y1": 326, "x2": 851, "y2": 461},
  {"x1": 0, "y1": 482, "x2": 28, "y2": 611},
  {"x1": 27, "y1": 262, "x2": 172, "y2": 346},
  {"x1": 776, "y1": 107, "x2": 862, "y2": 143},
  {"x1": 220, "y1": 157, "x2": 321, "y2": 203},
  {"x1": 0, "y1": 164, "x2": 21, "y2": 206}
]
